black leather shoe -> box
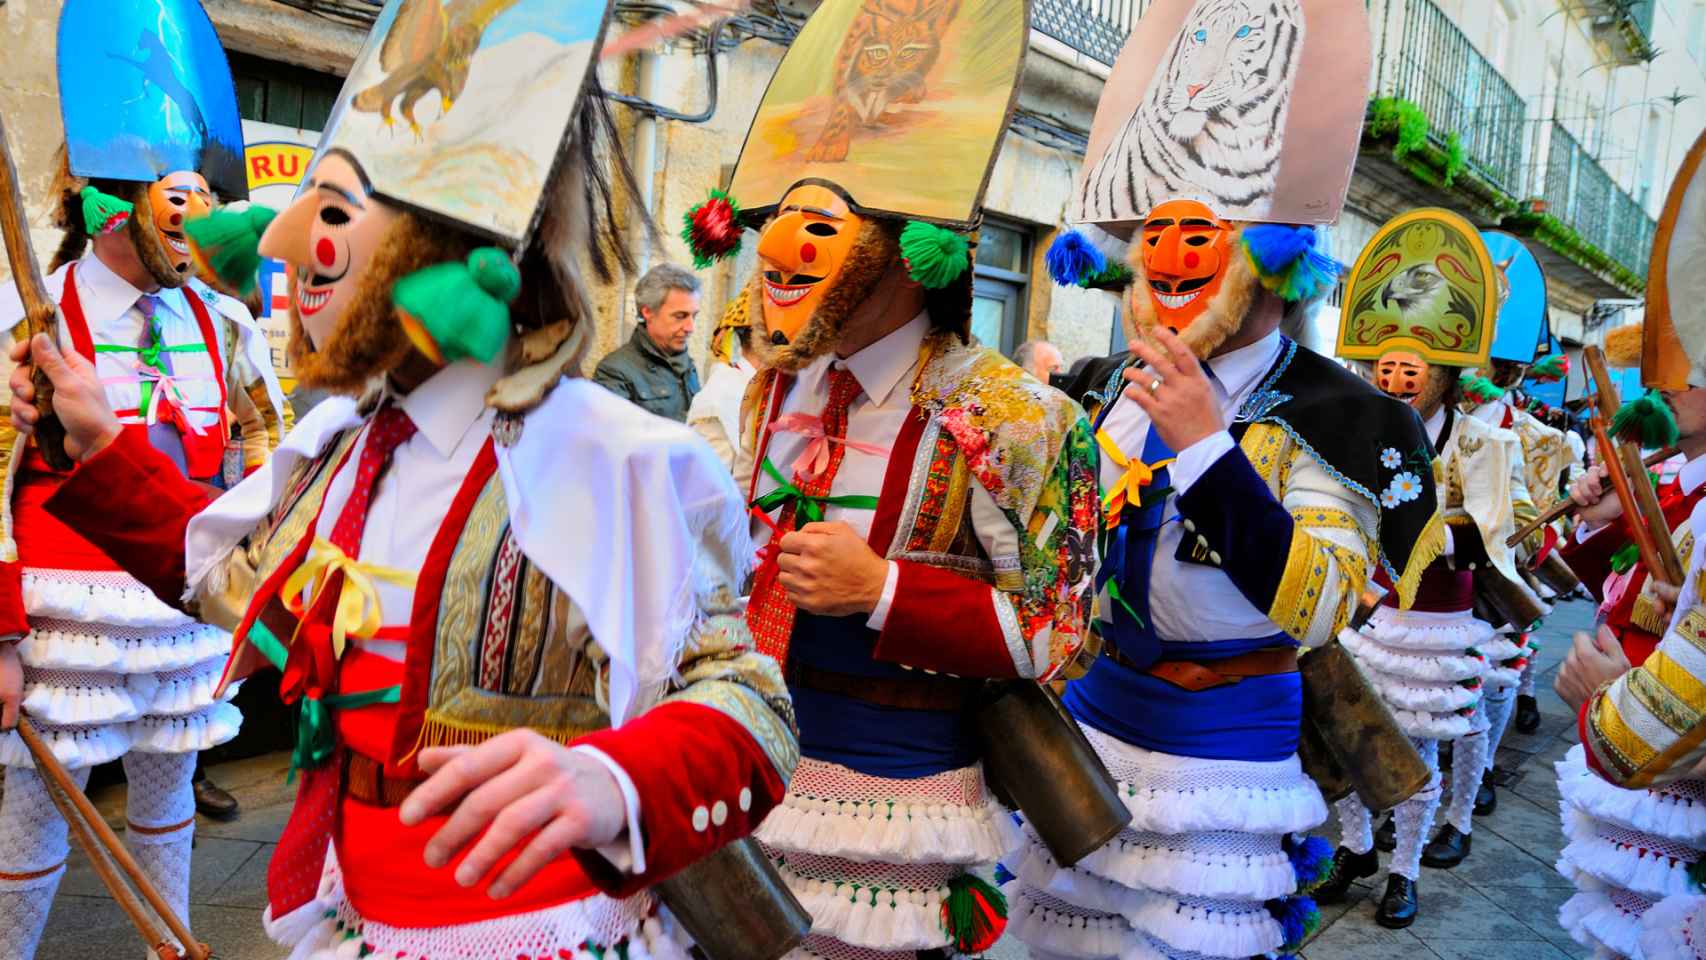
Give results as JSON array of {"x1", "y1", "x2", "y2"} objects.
[
  {"x1": 1376, "y1": 875, "x2": 1419, "y2": 929},
  {"x1": 1375, "y1": 813, "x2": 1396, "y2": 852},
  {"x1": 1515, "y1": 694, "x2": 1541, "y2": 734},
  {"x1": 1474, "y1": 778, "x2": 1498, "y2": 817},
  {"x1": 193, "y1": 773, "x2": 240, "y2": 822},
  {"x1": 1421, "y1": 823, "x2": 1472, "y2": 868},
  {"x1": 1314, "y1": 846, "x2": 1380, "y2": 903}
]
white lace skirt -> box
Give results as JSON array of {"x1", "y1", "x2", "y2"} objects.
[
  {"x1": 0, "y1": 568, "x2": 239, "y2": 770},
  {"x1": 1339, "y1": 606, "x2": 1491, "y2": 740},
  {"x1": 756, "y1": 756, "x2": 1016, "y2": 959},
  {"x1": 1555, "y1": 744, "x2": 1706, "y2": 959},
  {"x1": 1003, "y1": 722, "x2": 1327, "y2": 959}
]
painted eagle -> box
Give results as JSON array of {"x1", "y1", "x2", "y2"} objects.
[{"x1": 350, "y1": 0, "x2": 523, "y2": 137}]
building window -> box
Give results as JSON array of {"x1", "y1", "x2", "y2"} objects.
[
  {"x1": 972, "y1": 220, "x2": 1031, "y2": 357},
  {"x1": 228, "y1": 51, "x2": 343, "y2": 130}
]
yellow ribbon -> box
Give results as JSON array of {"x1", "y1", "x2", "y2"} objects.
[
  {"x1": 280, "y1": 537, "x2": 419, "y2": 659},
  {"x1": 1096, "y1": 428, "x2": 1174, "y2": 529}
]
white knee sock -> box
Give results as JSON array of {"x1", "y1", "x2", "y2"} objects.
[
  {"x1": 1336, "y1": 795, "x2": 1375, "y2": 855},
  {"x1": 1481, "y1": 686, "x2": 1516, "y2": 774},
  {"x1": 1390, "y1": 738, "x2": 1440, "y2": 881},
  {"x1": 1446, "y1": 725, "x2": 1490, "y2": 833},
  {"x1": 1516, "y1": 653, "x2": 1538, "y2": 697},
  {"x1": 0, "y1": 764, "x2": 90, "y2": 960},
  {"x1": 123, "y1": 751, "x2": 197, "y2": 957}
]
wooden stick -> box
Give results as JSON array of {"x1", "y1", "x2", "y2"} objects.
[
  {"x1": 0, "y1": 111, "x2": 72, "y2": 470},
  {"x1": 1505, "y1": 445, "x2": 1680, "y2": 547},
  {"x1": 1583, "y1": 346, "x2": 1684, "y2": 585},
  {"x1": 16, "y1": 719, "x2": 208, "y2": 960}
]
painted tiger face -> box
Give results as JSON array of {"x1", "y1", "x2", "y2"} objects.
[{"x1": 1163, "y1": 0, "x2": 1301, "y2": 136}]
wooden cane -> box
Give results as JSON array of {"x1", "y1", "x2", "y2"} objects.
[
  {"x1": 1583, "y1": 346, "x2": 1685, "y2": 586},
  {"x1": 16, "y1": 718, "x2": 209, "y2": 960},
  {"x1": 1505, "y1": 445, "x2": 1680, "y2": 548},
  {"x1": 0, "y1": 111, "x2": 73, "y2": 471}
]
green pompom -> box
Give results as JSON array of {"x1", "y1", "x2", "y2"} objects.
[
  {"x1": 80, "y1": 186, "x2": 133, "y2": 236},
  {"x1": 899, "y1": 221, "x2": 970, "y2": 290},
  {"x1": 183, "y1": 206, "x2": 277, "y2": 295},
  {"x1": 1081, "y1": 260, "x2": 1133, "y2": 290},
  {"x1": 1460, "y1": 373, "x2": 1505, "y2": 404},
  {"x1": 392, "y1": 247, "x2": 520, "y2": 365},
  {"x1": 1610, "y1": 390, "x2": 1681, "y2": 450}
]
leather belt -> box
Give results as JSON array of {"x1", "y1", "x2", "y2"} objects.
[
  {"x1": 343, "y1": 751, "x2": 422, "y2": 808},
  {"x1": 1103, "y1": 644, "x2": 1299, "y2": 692},
  {"x1": 786, "y1": 661, "x2": 981, "y2": 712}
]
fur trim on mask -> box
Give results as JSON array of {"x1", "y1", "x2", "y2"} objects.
[
  {"x1": 1413, "y1": 364, "x2": 1457, "y2": 421},
  {"x1": 47, "y1": 147, "x2": 92, "y2": 273},
  {"x1": 1127, "y1": 228, "x2": 1258, "y2": 360},
  {"x1": 127, "y1": 182, "x2": 191, "y2": 289},
  {"x1": 1604, "y1": 322, "x2": 1643, "y2": 369},
  {"x1": 289, "y1": 213, "x2": 460, "y2": 395},
  {"x1": 745, "y1": 218, "x2": 900, "y2": 372}
]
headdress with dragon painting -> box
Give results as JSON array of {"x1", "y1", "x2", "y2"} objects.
[{"x1": 677, "y1": 0, "x2": 1030, "y2": 372}]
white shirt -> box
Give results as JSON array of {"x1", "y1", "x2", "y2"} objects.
[
  {"x1": 688, "y1": 356, "x2": 756, "y2": 471},
  {"x1": 748, "y1": 311, "x2": 1010, "y2": 629},
  {"x1": 1095, "y1": 330, "x2": 1289, "y2": 643}
]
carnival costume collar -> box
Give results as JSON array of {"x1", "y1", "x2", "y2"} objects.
[
  {"x1": 834, "y1": 310, "x2": 931, "y2": 407},
  {"x1": 385, "y1": 358, "x2": 505, "y2": 460}
]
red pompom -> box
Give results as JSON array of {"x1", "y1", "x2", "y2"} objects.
[{"x1": 683, "y1": 189, "x2": 743, "y2": 268}]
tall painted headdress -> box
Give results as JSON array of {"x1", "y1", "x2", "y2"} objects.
[
  {"x1": 1335, "y1": 208, "x2": 1499, "y2": 370},
  {"x1": 57, "y1": 0, "x2": 247, "y2": 199},
  {"x1": 1045, "y1": 0, "x2": 1374, "y2": 356},
  {"x1": 680, "y1": 0, "x2": 1030, "y2": 369},
  {"x1": 1483, "y1": 231, "x2": 1551, "y2": 364},
  {"x1": 1642, "y1": 126, "x2": 1706, "y2": 390}
]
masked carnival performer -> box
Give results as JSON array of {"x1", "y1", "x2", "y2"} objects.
[
  {"x1": 0, "y1": 4, "x2": 287, "y2": 954},
  {"x1": 1551, "y1": 128, "x2": 1706, "y2": 960},
  {"x1": 10, "y1": 5, "x2": 796, "y2": 958},
  {"x1": 1313, "y1": 210, "x2": 1534, "y2": 925},
  {"x1": 678, "y1": 1, "x2": 1100, "y2": 956},
  {"x1": 1004, "y1": 3, "x2": 1443, "y2": 957}
]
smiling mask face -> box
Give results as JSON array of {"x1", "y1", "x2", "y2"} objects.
[
  {"x1": 1138, "y1": 199, "x2": 1233, "y2": 330},
  {"x1": 755, "y1": 184, "x2": 868, "y2": 346}
]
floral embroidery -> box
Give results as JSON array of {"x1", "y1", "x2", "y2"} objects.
[
  {"x1": 1380, "y1": 447, "x2": 1403, "y2": 469},
  {"x1": 1380, "y1": 489, "x2": 1401, "y2": 509},
  {"x1": 1387, "y1": 471, "x2": 1423, "y2": 504}
]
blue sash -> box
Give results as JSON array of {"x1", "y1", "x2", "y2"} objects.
[{"x1": 787, "y1": 612, "x2": 977, "y2": 779}]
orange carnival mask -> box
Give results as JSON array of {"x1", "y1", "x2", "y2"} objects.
[
  {"x1": 148, "y1": 171, "x2": 213, "y2": 277},
  {"x1": 1138, "y1": 199, "x2": 1233, "y2": 332},
  {"x1": 1375, "y1": 349, "x2": 1452, "y2": 418},
  {"x1": 755, "y1": 185, "x2": 867, "y2": 346}
]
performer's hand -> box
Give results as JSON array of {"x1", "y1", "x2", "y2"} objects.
[
  {"x1": 1556, "y1": 624, "x2": 1631, "y2": 711},
  {"x1": 400, "y1": 729, "x2": 626, "y2": 899},
  {"x1": 777, "y1": 521, "x2": 888, "y2": 616},
  {"x1": 1121, "y1": 327, "x2": 1223, "y2": 452},
  {"x1": 1647, "y1": 578, "x2": 1682, "y2": 627},
  {"x1": 9, "y1": 334, "x2": 122, "y2": 461},
  {"x1": 0, "y1": 642, "x2": 19, "y2": 731},
  {"x1": 1569, "y1": 464, "x2": 1622, "y2": 530}
]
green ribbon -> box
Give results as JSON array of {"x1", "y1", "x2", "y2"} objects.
[
  {"x1": 96, "y1": 341, "x2": 202, "y2": 416},
  {"x1": 288, "y1": 685, "x2": 402, "y2": 783},
  {"x1": 751, "y1": 457, "x2": 879, "y2": 525},
  {"x1": 1105, "y1": 578, "x2": 1145, "y2": 628}
]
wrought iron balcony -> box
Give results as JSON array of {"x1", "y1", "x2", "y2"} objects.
[
  {"x1": 1536, "y1": 121, "x2": 1657, "y2": 283},
  {"x1": 1368, "y1": 0, "x2": 1527, "y2": 198},
  {"x1": 1033, "y1": 0, "x2": 1145, "y2": 68},
  {"x1": 1584, "y1": 0, "x2": 1657, "y2": 65}
]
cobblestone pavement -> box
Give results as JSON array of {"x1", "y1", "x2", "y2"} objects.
[{"x1": 35, "y1": 600, "x2": 1599, "y2": 959}]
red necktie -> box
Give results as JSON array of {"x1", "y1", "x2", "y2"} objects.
[
  {"x1": 746, "y1": 366, "x2": 862, "y2": 663},
  {"x1": 268, "y1": 405, "x2": 417, "y2": 920}
]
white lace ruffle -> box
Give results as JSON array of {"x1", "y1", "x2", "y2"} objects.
[
  {"x1": 1360, "y1": 669, "x2": 1480, "y2": 715},
  {"x1": 1002, "y1": 882, "x2": 1134, "y2": 959},
  {"x1": 1557, "y1": 747, "x2": 1706, "y2": 845},
  {"x1": 1639, "y1": 893, "x2": 1706, "y2": 959},
  {"x1": 20, "y1": 670, "x2": 158, "y2": 726},
  {"x1": 1079, "y1": 723, "x2": 1327, "y2": 837},
  {"x1": 129, "y1": 702, "x2": 242, "y2": 754},
  {"x1": 773, "y1": 859, "x2": 951, "y2": 952},
  {"x1": 1123, "y1": 890, "x2": 1282, "y2": 959},
  {"x1": 22, "y1": 570, "x2": 191, "y2": 629},
  {"x1": 146, "y1": 660, "x2": 237, "y2": 716},
  {"x1": 1072, "y1": 827, "x2": 1297, "y2": 902},
  {"x1": 1341, "y1": 628, "x2": 1487, "y2": 683},
  {"x1": 1559, "y1": 887, "x2": 1646, "y2": 959},
  {"x1": 0, "y1": 722, "x2": 131, "y2": 769},
  {"x1": 18, "y1": 622, "x2": 230, "y2": 675},
  {"x1": 1008, "y1": 831, "x2": 1141, "y2": 915},
  {"x1": 1559, "y1": 807, "x2": 1700, "y2": 900},
  {"x1": 1362, "y1": 607, "x2": 1494, "y2": 653},
  {"x1": 1387, "y1": 706, "x2": 1475, "y2": 740},
  {"x1": 755, "y1": 791, "x2": 1012, "y2": 865}
]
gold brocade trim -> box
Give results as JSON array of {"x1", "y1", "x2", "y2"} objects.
[
  {"x1": 1638, "y1": 650, "x2": 1706, "y2": 730},
  {"x1": 505, "y1": 561, "x2": 552, "y2": 696},
  {"x1": 415, "y1": 711, "x2": 601, "y2": 753},
  {"x1": 669, "y1": 675, "x2": 801, "y2": 782},
  {"x1": 1268, "y1": 529, "x2": 1323, "y2": 639},
  {"x1": 1240, "y1": 424, "x2": 1290, "y2": 487},
  {"x1": 426, "y1": 475, "x2": 510, "y2": 718},
  {"x1": 928, "y1": 452, "x2": 973, "y2": 556},
  {"x1": 1632, "y1": 594, "x2": 1669, "y2": 635},
  {"x1": 1589, "y1": 694, "x2": 1648, "y2": 782},
  {"x1": 1392, "y1": 510, "x2": 1448, "y2": 611},
  {"x1": 256, "y1": 430, "x2": 362, "y2": 587}
]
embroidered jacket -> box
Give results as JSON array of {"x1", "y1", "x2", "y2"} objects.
[
  {"x1": 741, "y1": 330, "x2": 1100, "y2": 680},
  {"x1": 46, "y1": 382, "x2": 797, "y2": 897},
  {"x1": 1436, "y1": 410, "x2": 1540, "y2": 596},
  {"x1": 1563, "y1": 475, "x2": 1704, "y2": 662}
]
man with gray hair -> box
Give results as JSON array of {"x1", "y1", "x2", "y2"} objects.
[
  {"x1": 1014, "y1": 338, "x2": 1064, "y2": 383},
  {"x1": 593, "y1": 263, "x2": 702, "y2": 421}
]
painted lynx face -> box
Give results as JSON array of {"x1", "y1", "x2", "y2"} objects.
[
  {"x1": 1165, "y1": 1, "x2": 1283, "y2": 118},
  {"x1": 843, "y1": 0, "x2": 957, "y2": 122}
]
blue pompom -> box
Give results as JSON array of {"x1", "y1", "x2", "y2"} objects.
[
  {"x1": 1266, "y1": 895, "x2": 1322, "y2": 952},
  {"x1": 1045, "y1": 230, "x2": 1108, "y2": 287},
  {"x1": 1242, "y1": 224, "x2": 1343, "y2": 302},
  {"x1": 1284, "y1": 834, "x2": 1334, "y2": 891},
  {"x1": 1243, "y1": 223, "x2": 1316, "y2": 273}
]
